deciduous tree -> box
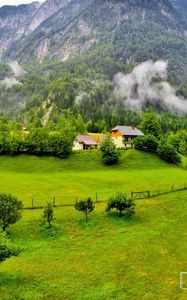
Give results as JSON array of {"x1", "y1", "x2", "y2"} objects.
[
  {"x1": 0, "y1": 194, "x2": 23, "y2": 232},
  {"x1": 74, "y1": 198, "x2": 94, "y2": 222}
]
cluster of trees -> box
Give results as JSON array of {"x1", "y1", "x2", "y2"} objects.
[
  {"x1": 134, "y1": 112, "x2": 186, "y2": 164},
  {"x1": 0, "y1": 116, "x2": 74, "y2": 158}
]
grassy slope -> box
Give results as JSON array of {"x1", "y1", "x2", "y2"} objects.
[
  {"x1": 0, "y1": 150, "x2": 187, "y2": 299},
  {"x1": 0, "y1": 191, "x2": 187, "y2": 299},
  {"x1": 0, "y1": 150, "x2": 186, "y2": 208}
]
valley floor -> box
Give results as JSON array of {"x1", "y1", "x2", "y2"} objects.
[
  {"x1": 0, "y1": 150, "x2": 187, "y2": 299},
  {"x1": 0, "y1": 191, "x2": 187, "y2": 299}
]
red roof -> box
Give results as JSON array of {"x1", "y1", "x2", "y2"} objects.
[{"x1": 76, "y1": 135, "x2": 97, "y2": 145}]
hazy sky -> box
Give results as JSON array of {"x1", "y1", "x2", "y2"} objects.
[{"x1": 0, "y1": 0, "x2": 41, "y2": 7}]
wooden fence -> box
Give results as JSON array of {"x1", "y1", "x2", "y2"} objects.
[{"x1": 23, "y1": 182, "x2": 187, "y2": 210}]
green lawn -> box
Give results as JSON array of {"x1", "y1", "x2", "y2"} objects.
[
  {"x1": 0, "y1": 150, "x2": 187, "y2": 299},
  {"x1": 0, "y1": 191, "x2": 187, "y2": 299},
  {"x1": 0, "y1": 150, "x2": 186, "y2": 207}
]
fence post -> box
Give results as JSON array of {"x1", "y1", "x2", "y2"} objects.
[
  {"x1": 53, "y1": 196, "x2": 56, "y2": 207},
  {"x1": 96, "y1": 192, "x2": 98, "y2": 203},
  {"x1": 171, "y1": 184, "x2": 174, "y2": 192}
]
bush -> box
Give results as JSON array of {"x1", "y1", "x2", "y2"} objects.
[
  {"x1": 157, "y1": 142, "x2": 181, "y2": 164},
  {"x1": 100, "y1": 136, "x2": 119, "y2": 165},
  {"x1": 106, "y1": 193, "x2": 135, "y2": 217},
  {"x1": 0, "y1": 244, "x2": 19, "y2": 262},
  {"x1": 134, "y1": 134, "x2": 158, "y2": 151},
  {"x1": 0, "y1": 231, "x2": 19, "y2": 262}
]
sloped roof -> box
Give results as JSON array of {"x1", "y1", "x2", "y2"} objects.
[
  {"x1": 98, "y1": 136, "x2": 106, "y2": 143},
  {"x1": 111, "y1": 126, "x2": 144, "y2": 136},
  {"x1": 76, "y1": 135, "x2": 97, "y2": 145}
]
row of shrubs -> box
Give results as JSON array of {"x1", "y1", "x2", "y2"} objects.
[
  {"x1": 134, "y1": 134, "x2": 181, "y2": 164},
  {"x1": 0, "y1": 129, "x2": 74, "y2": 158},
  {"x1": 0, "y1": 193, "x2": 135, "y2": 262}
]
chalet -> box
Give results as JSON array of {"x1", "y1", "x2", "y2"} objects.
[
  {"x1": 73, "y1": 135, "x2": 98, "y2": 150},
  {"x1": 111, "y1": 125, "x2": 144, "y2": 149}
]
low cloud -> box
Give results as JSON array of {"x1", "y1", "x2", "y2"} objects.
[
  {"x1": 0, "y1": 61, "x2": 27, "y2": 87},
  {"x1": 8, "y1": 61, "x2": 26, "y2": 77},
  {"x1": 113, "y1": 60, "x2": 187, "y2": 115},
  {"x1": 0, "y1": 77, "x2": 20, "y2": 87}
]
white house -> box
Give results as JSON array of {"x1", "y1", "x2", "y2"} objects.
[
  {"x1": 73, "y1": 135, "x2": 98, "y2": 150},
  {"x1": 111, "y1": 125, "x2": 144, "y2": 149}
]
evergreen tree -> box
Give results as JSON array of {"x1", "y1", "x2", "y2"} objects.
[{"x1": 100, "y1": 136, "x2": 119, "y2": 165}]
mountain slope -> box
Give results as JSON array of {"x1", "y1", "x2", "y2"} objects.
[
  {"x1": 0, "y1": 2, "x2": 41, "y2": 59},
  {"x1": 0, "y1": 0, "x2": 187, "y2": 81},
  {"x1": 170, "y1": 0, "x2": 187, "y2": 19},
  {"x1": 27, "y1": 0, "x2": 72, "y2": 33},
  {"x1": 2, "y1": 0, "x2": 186, "y2": 81}
]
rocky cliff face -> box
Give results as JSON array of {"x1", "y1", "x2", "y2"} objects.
[
  {"x1": 170, "y1": 0, "x2": 187, "y2": 19},
  {"x1": 27, "y1": 0, "x2": 72, "y2": 33},
  {"x1": 0, "y1": 0, "x2": 187, "y2": 77},
  {"x1": 0, "y1": 2, "x2": 40, "y2": 59}
]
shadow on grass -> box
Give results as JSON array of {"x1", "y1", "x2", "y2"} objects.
[
  {"x1": 104, "y1": 211, "x2": 141, "y2": 226},
  {"x1": 75, "y1": 213, "x2": 100, "y2": 229},
  {"x1": 38, "y1": 224, "x2": 63, "y2": 239}
]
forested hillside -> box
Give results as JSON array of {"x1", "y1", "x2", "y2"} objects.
[{"x1": 0, "y1": 0, "x2": 187, "y2": 130}]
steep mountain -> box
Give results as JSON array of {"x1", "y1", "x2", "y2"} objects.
[
  {"x1": 0, "y1": 2, "x2": 41, "y2": 59},
  {"x1": 2, "y1": 0, "x2": 185, "y2": 80},
  {"x1": 27, "y1": 0, "x2": 72, "y2": 33},
  {"x1": 0, "y1": 0, "x2": 187, "y2": 81},
  {"x1": 170, "y1": 0, "x2": 187, "y2": 19}
]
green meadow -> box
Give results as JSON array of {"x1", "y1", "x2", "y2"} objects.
[
  {"x1": 0, "y1": 150, "x2": 186, "y2": 207},
  {"x1": 0, "y1": 150, "x2": 187, "y2": 299}
]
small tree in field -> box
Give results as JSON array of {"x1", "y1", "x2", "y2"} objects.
[
  {"x1": 43, "y1": 203, "x2": 54, "y2": 228},
  {"x1": 0, "y1": 194, "x2": 23, "y2": 232},
  {"x1": 100, "y1": 136, "x2": 119, "y2": 165},
  {"x1": 106, "y1": 193, "x2": 135, "y2": 217},
  {"x1": 74, "y1": 198, "x2": 94, "y2": 222}
]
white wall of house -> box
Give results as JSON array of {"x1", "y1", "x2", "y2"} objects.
[
  {"x1": 112, "y1": 136, "x2": 125, "y2": 149},
  {"x1": 112, "y1": 136, "x2": 135, "y2": 149},
  {"x1": 73, "y1": 140, "x2": 84, "y2": 150}
]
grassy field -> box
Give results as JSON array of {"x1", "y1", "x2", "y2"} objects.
[
  {"x1": 0, "y1": 150, "x2": 187, "y2": 299},
  {"x1": 0, "y1": 150, "x2": 186, "y2": 207},
  {"x1": 0, "y1": 191, "x2": 187, "y2": 299}
]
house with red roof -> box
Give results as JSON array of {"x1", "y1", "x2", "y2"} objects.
[{"x1": 73, "y1": 135, "x2": 98, "y2": 150}]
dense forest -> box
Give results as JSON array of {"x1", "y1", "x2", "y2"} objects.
[{"x1": 0, "y1": 48, "x2": 187, "y2": 134}]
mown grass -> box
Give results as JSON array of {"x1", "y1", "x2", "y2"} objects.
[
  {"x1": 0, "y1": 150, "x2": 186, "y2": 208},
  {"x1": 0, "y1": 191, "x2": 187, "y2": 299}
]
